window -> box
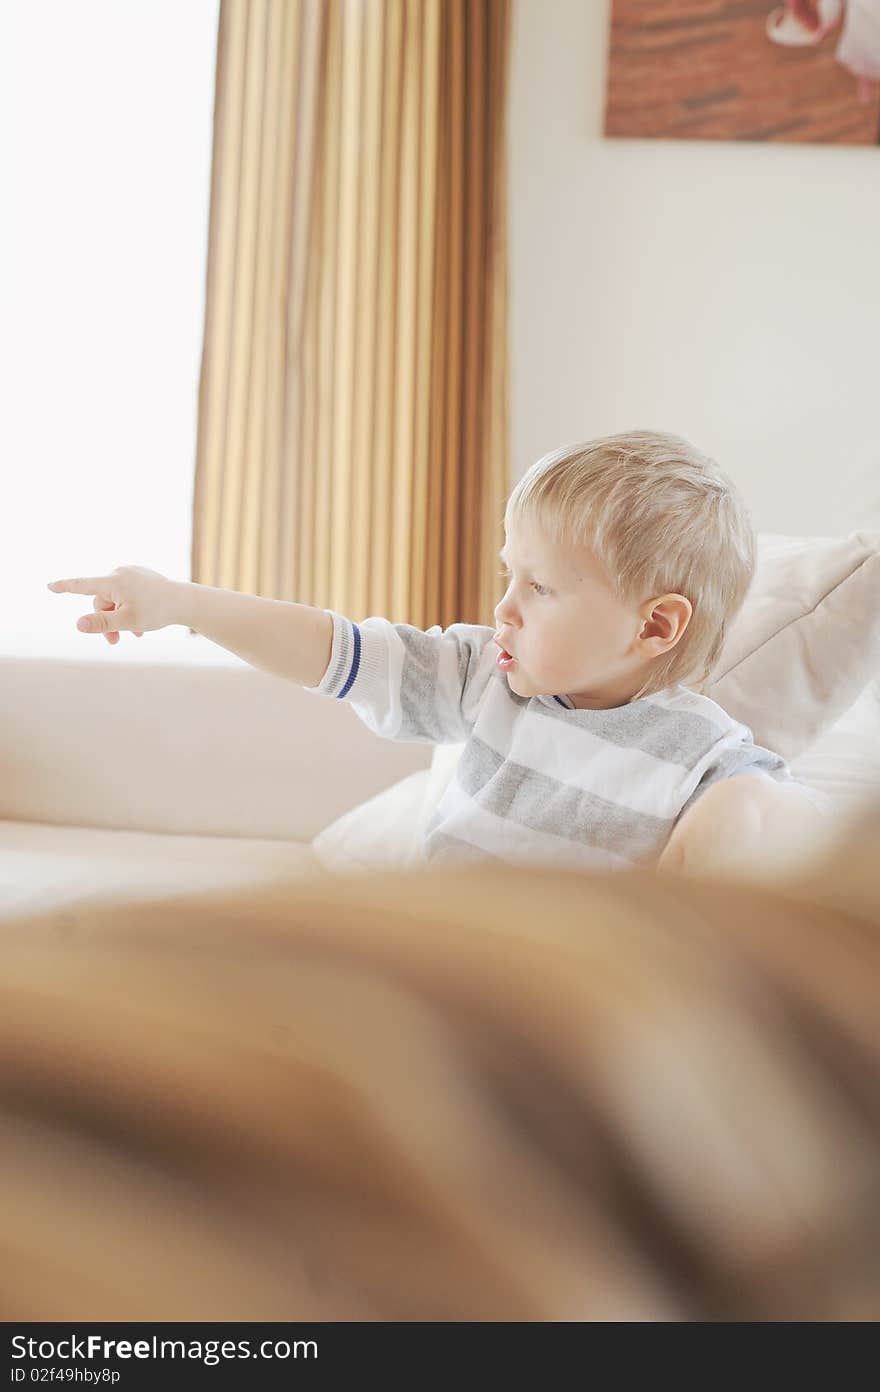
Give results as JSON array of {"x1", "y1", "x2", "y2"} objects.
[{"x1": 0, "y1": 0, "x2": 219, "y2": 649}]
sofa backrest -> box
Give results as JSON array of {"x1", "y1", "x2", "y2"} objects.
[{"x1": 0, "y1": 646, "x2": 429, "y2": 840}]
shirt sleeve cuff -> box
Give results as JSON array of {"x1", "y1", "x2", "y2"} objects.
[{"x1": 303, "y1": 611, "x2": 388, "y2": 704}]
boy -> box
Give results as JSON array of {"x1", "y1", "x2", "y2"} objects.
[{"x1": 48, "y1": 431, "x2": 824, "y2": 875}]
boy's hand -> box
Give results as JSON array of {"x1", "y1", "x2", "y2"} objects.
[{"x1": 47, "y1": 566, "x2": 181, "y2": 645}]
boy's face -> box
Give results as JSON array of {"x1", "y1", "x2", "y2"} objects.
[{"x1": 493, "y1": 516, "x2": 651, "y2": 709}]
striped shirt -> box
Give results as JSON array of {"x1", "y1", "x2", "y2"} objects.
[{"x1": 308, "y1": 613, "x2": 795, "y2": 871}]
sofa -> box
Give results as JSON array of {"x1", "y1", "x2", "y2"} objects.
[
  {"x1": 0, "y1": 637, "x2": 428, "y2": 919},
  {"x1": 1, "y1": 530, "x2": 878, "y2": 915}
]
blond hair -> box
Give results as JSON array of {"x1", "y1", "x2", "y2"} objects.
[{"x1": 504, "y1": 430, "x2": 756, "y2": 697}]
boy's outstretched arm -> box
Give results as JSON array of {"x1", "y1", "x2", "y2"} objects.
[{"x1": 47, "y1": 566, "x2": 333, "y2": 687}]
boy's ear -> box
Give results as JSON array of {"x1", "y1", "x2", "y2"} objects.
[{"x1": 638, "y1": 594, "x2": 692, "y2": 650}]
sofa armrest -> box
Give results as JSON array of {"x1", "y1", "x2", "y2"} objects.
[{"x1": 0, "y1": 649, "x2": 429, "y2": 840}]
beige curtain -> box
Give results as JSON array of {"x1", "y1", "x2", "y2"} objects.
[{"x1": 193, "y1": 0, "x2": 511, "y2": 629}]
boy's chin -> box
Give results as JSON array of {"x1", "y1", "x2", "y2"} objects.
[
  {"x1": 507, "y1": 667, "x2": 563, "y2": 700},
  {"x1": 506, "y1": 667, "x2": 536, "y2": 696},
  {"x1": 503, "y1": 669, "x2": 520, "y2": 694}
]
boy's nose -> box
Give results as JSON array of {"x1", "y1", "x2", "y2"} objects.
[{"x1": 494, "y1": 592, "x2": 521, "y2": 629}]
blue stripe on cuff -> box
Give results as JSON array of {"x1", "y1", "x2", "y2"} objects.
[{"x1": 337, "y1": 622, "x2": 361, "y2": 699}]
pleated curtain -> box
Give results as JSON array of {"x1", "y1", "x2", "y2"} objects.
[{"x1": 192, "y1": 0, "x2": 511, "y2": 629}]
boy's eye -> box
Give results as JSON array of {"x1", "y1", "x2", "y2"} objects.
[{"x1": 500, "y1": 567, "x2": 549, "y2": 597}]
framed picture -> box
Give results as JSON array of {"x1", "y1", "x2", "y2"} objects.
[{"x1": 604, "y1": 1, "x2": 880, "y2": 145}]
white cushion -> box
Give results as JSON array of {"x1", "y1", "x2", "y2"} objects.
[
  {"x1": 707, "y1": 531, "x2": 880, "y2": 761},
  {"x1": 312, "y1": 771, "x2": 431, "y2": 873},
  {"x1": 789, "y1": 681, "x2": 880, "y2": 811}
]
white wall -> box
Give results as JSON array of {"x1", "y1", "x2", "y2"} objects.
[{"x1": 507, "y1": 0, "x2": 880, "y2": 536}]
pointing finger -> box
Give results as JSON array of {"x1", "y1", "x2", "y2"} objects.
[{"x1": 48, "y1": 577, "x2": 115, "y2": 596}]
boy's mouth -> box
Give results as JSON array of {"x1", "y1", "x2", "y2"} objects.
[{"x1": 494, "y1": 639, "x2": 516, "y2": 671}]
